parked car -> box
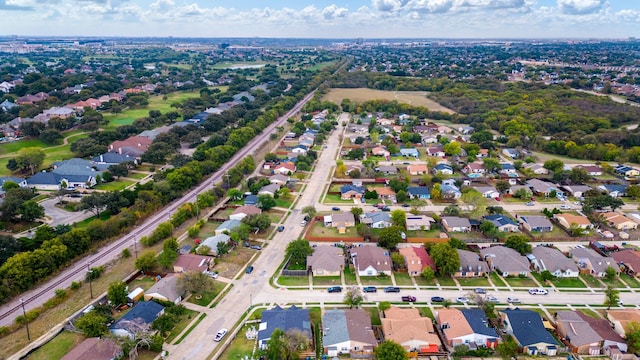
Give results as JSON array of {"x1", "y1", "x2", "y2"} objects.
[
  {"x1": 525, "y1": 201, "x2": 535, "y2": 206},
  {"x1": 474, "y1": 288, "x2": 486, "y2": 294},
  {"x1": 245, "y1": 265, "x2": 254, "y2": 274},
  {"x1": 431, "y1": 296, "x2": 445, "y2": 303},
  {"x1": 381, "y1": 206, "x2": 391, "y2": 212},
  {"x1": 559, "y1": 205, "x2": 571, "y2": 210},
  {"x1": 250, "y1": 245, "x2": 262, "y2": 250},
  {"x1": 384, "y1": 286, "x2": 400, "y2": 293},
  {"x1": 214, "y1": 328, "x2": 228, "y2": 342},
  {"x1": 456, "y1": 296, "x2": 469, "y2": 303},
  {"x1": 328, "y1": 286, "x2": 342, "y2": 293},
  {"x1": 300, "y1": 220, "x2": 307, "y2": 226},
  {"x1": 487, "y1": 295, "x2": 500, "y2": 303},
  {"x1": 529, "y1": 288, "x2": 549, "y2": 295},
  {"x1": 204, "y1": 271, "x2": 218, "y2": 279},
  {"x1": 363, "y1": 286, "x2": 377, "y2": 293},
  {"x1": 401, "y1": 295, "x2": 416, "y2": 302},
  {"x1": 277, "y1": 225, "x2": 285, "y2": 232},
  {"x1": 402, "y1": 203, "x2": 410, "y2": 208},
  {"x1": 331, "y1": 207, "x2": 341, "y2": 211},
  {"x1": 507, "y1": 297, "x2": 521, "y2": 304}
]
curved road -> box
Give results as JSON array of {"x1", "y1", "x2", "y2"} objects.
[{"x1": 0, "y1": 90, "x2": 316, "y2": 328}]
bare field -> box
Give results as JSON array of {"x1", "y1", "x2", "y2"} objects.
[{"x1": 322, "y1": 88, "x2": 456, "y2": 114}]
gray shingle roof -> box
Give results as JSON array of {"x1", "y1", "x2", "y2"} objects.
[
  {"x1": 457, "y1": 249, "x2": 489, "y2": 273},
  {"x1": 258, "y1": 305, "x2": 311, "y2": 343},
  {"x1": 322, "y1": 309, "x2": 376, "y2": 348},
  {"x1": 480, "y1": 246, "x2": 530, "y2": 274},
  {"x1": 307, "y1": 246, "x2": 344, "y2": 273},
  {"x1": 501, "y1": 308, "x2": 557, "y2": 347},
  {"x1": 531, "y1": 246, "x2": 578, "y2": 274}
]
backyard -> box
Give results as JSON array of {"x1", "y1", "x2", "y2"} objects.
[
  {"x1": 218, "y1": 324, "x2": 257, "y2": 360},
  {"x1": 25, "y1": 331, "x2": 84, "y2": 360}
]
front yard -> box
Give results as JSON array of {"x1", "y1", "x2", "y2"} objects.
[
  {"x1": 456, "y1": 277, "x2": 491, "y2": 287},
  {"x1": 278, "y1": 276, "x2": 309, "y2": 287},
  {"x1": 393, "y1": 272, "x2": 415, "y2": 286},
  {"x1": 313, "y1": 276, "x2": 342, "y2": 286},
  {"x1": 360, "y1": 275, "x2": 393, "y2": 285},
  {"x1": 503, "y1": 276, "x2": 539, "y2": 288},
  {"x1": 307, "y1": 220, "x2": 360, "y2": 239}
]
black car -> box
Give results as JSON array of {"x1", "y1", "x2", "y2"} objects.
[
  {"x1": 381, "y1": 206, "x2": 391, "y2": 212},
  {"x1": 402, "y1": 295, "x2": 416, "y2": 302},
  {"x1": 402, "y1": 203, "x2": 410, "y2": 208},
  {"x1": 363, "y1": 286, "x2": 377, "y2": 293},
  {"x1": 384, "y1": 286, "x2": 400, "y2": 293},
  {"x1": 328, "y1": 286, "x2": 342, "y2": 293},
  {"x1": 331, "y1": 207, "x2": 341, "y2": 211},
  {"x1": 277, "y1": 225, "x2": 285, "y2": 232},
  {"x1": 245, "y1": 265, "x2": 254, "y2": 274},
  {"x1": 431, "y1": 296, "x2": 445, "y2": 303}
]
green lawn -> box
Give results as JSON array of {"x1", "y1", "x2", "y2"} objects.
[
  {"x1": 579, "y1": 309, "x2": 602, "y2": 319},
  {"x1": 323, "y1": 193, "x2": 357, "y2": 204},
  {"x1": 313, "y1": 276, "x2": 342, "y2": 286},
  {"x1": 603, "y1": 277, "x2": 628, "y2": 289},
  {"x1": 127, "y1": 275, "x2": 157, "y2": 291},
  {"x1": 165, "y1": 309, "x2": 199, "y2": 343},
  {"x1": 274, "y1": 198, "x2": 292, "y2": 209},
  {"x1": 418, "y1": 307, "x2": 435, "y2": 320},
  {"x1": 218, "y1": 324, "x2": 256, "y2": 360},
  {"x1": 307, "y1": 221, "x2": 360, "y2": 238},
  {"x1": 344, "y1": 267, "x2": 358, "y2": 285},
  {"x1": 503, "y1": 276, "x2": 539, "y2": 288},
  {"x1": 278, "y1": 276, "x2": 309, "y2": 287},
  {"x1": 552, "y1": 277, "x2": 587, "y2": 288},
  {"x1": 437, "y1": 276, "x2": 457, "y2": 286},
  {"x1": 364, "y1": 307, "x2": 382, "y2": 326},
  {"x1": 25, "y1": 331, "x2": 84, "y2": 360},
  {"x1": 393, "y1": 272, "x2": 414, "y2": 286},
  {"x1": 94, "y1": 180, "x2": 134, "y2": 191},
  {"x1": 414, "y1": 276, "x2": 437, "y2": 286},
  {"x1": 580, "y1": 274, "x2": 604, "y2": 288},
  {"x1": 457, "y1": 277, "x2": 491, "y2": 287},
  {"x1": 187, "y1": 282, "x2": 223, "y2": 307},
  {"x1": 360, "y1": 275, "x2": 393, "y2": 285},
  {"x1": 126, "y1": 172, "x2": 149, "y2": 180},
  {"x1": 623, "y1": 274, "x2": 640, "y2": 288},
  {"x1": 489, "y1": 272, "x2": 508, "y2": 287}
]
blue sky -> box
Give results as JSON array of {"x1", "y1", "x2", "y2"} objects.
[{"x1": 0, "y1": 0, "x2": 638, "y2": 38}]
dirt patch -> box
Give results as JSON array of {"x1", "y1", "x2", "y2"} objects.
[
  {"x1": 214, "y1": 247, "x2": 255, "y2": 278},
  {"x1": 322, "y1": 88, "x2": 456, "y2": 114}
]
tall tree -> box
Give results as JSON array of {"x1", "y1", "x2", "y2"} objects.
[
  {"x1": 107, "y1": 281, "x2": 128, "y2": 306},
  {"x1": 15, "y1": 147, "x2": 46, "y2": 175},
  {"x1": 375, "y1": 340, "x2": 408, "y2": 360},
  {"x1": 604, "y1": 285, "x2": 620, "y2": 310},
  {"x1": 504, "y1": 234, "x2": 532, "y2": 255},
  {"x1": 343, "y1": 286, "x2": 364, "y2": 309},
  {"x1": 430, "y1": 242, "x2": 460, "y2": 276},
  {"x1": 377, "y1": 226, "x2": 403, "y2": 250},
  {"x1": 285, "y1": 239, "x2": 314, "y2": 268},
  {"x1": 390, "y1": 210, "x2": 406, "y2": 228},
  {"x1": 178, "y1": 271, "x2": 214, "y2": 294}
]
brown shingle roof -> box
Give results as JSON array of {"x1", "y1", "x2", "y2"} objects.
[{"x1": 382, "y1": 307, "x2": 440, "y2": 347}]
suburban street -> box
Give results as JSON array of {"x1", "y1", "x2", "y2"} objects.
[{"x1": 0, "y1": 90, "x2": 316, "y2": 328}]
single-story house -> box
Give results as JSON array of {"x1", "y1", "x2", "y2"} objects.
[
  {"x1": 269, "y1": 174, "x2": 289, "y2": 185},
  {"x1": 483, "y1": 214, "x2": 520, "y2": 232},
  {"x1": 173, "y1": 254, "x2": 212, "y2": 273},
  {"x1": 244, "y1": 194, "x2": 258, "y2": 206},
  {"x1": 109, "y1": 136, "x2": 152, "y2": 158},
  {"x1": 554, "y1": 213, "x2": 592, "y2": 230},
  {"x1": 442, "y1": 216, "x2": 472, "y2": 232},
  {"x1": 465, "y1": 162, "x2": 486, "y2": 174},
  {"x1": 376, "y1": 165, "x2": 398, "y2": 175},
  {"x1": 199, "y1": 234, "x2": 231, "y2": 255},
  {"x1": 433, "y1": 163, "x2": 453, "y2": 175},
  {"x1": 341, "y1": 184, "x2": 365, "y2": 200},
  {"x1": 322, "y1": 309, "x2": 377, "y2": 357},
  {"x1": 215, "y1": 219, "x2": 242, "y2": 235},
  {"x1": 371, "y1": 186, "x2": 396, "y2": 201},
  {"x1": 500, "y1": 163, "x2": 517, "y2": 174},
  {"x1": 372, "y1": 146, "x2": 391, "y2": 157},
  {"x1": 359, "y1": 212, "x2": 392, "y2": 229},
  {"x1": 577, "y1": 311, "x2": 627, "y2": 352},
  {"x1": 273, "y1": 162, "x2": 296, "y2": 175},
  {"x1": 399, "y1": 246, "x2": 435, "y2": 276},
  {"x1": 426, "y1": 145, "x2": 445, "y2": 157},
  {"x1": 474, "y1": 186, "x2": 499, "y2": 199},
  {"x1": 352, "y1": 246, "x2": 392, "y2": 276},
  {"x1": 519, "y1": 215, "x2": 553, "y2": 232},
  {"x1": 614, "y1": 165, "x2": 639, "y2": 177},
  {"x1": 436, "y1": 308, "x2": 500, "y2": 348},
  {"x1": 607, "y1": 309, "x2": 640, "y2": 338},
  {"x1": 258, "y1": 306, "x2": 312, "y2": 350},
  {"x1": 406, "y1": 214, "x2": 435, "y2": 231},
  {"x1": 500, "y1": 308, "x2": 558, "y2": 355},
  {"x1": 407, "y1": 164, "x2": 428, "y2": 176},
  {"x1": 602, "y1": 212, "x2": 638, "y2": 230},
  {"x1": 555, "y1": 311, "x2": 604, "y2": 355},
  {"x1": 325, "y1": 212, "x2": 356, "y2": 233},
  {"x1": 562, "y1": 185, "x2": 592, "y2": 198},
  {"x1": 503, "y1": 148, "x2": 519, "y2": 159},
  {"x1": 61, "y1": 338, "x2": 121, "y2": 360},
  {"x1": 576, "y1": 165, "x2": 603, "y2": 176},
  {"x1": 400, "y1": 148, "x2": 419, "y2": 158},
  {"x1": 307, "y1": 245, "x2": 345, "y2": 276},
  {"x1": 110, "y1": 301, "x2": 165, "y2": 338},
  {"x1": 143, "y1": 274, "x2": 183, "y2": 304},
  {"x1": 570, "y1": 247, "x2": 619, "y2": 278},
  {"x1": 229, "y1": 205, "x2": 262, "y2": 221},
  {"x1": 382, "y1": 307, "x2": 441, "y2": 353},
  {"x1": 480, "y1": 246, "x2": 530, "y2": 277},
  {"x1": 258, "y1": 183, "x2": 280, "y2": 197},
  {"x1": 441, "y1": 184, "x2": 462, "y2": 199},
  {"x1": 527, "y1": 179, "x2": 563, "y2": 197},
  {"x1": 92, "y1": 152, "x2": 137, "y2": 166},
  {"x1": 523, "y1": 163, "x2": 549, "y2": 175},
  {"x1": 455, "y1": 249, "x2": 489, "y2": 278},
  {"x1": 530, "y1": 246, "x2": 579, "y2": 278},
  {"x1": 598, "y1": 184, "x2": 627, "y2": 198},
  {"x1": 612, "y1": 250, "x2": 640, "y2": 277},
  {"x1": 407, "y1": 186, "x2": 431, "y2": 199}
]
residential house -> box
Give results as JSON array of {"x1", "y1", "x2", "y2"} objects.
[
  {"x1": 0, "y1": 176, "x2": 27, "y2": 188},
  {"x1": 109, "y1": 136, "x2": 153, "y2": 158},
  {"x1": 144, "y1": 274, "x2": 183, "y2": 304},
  {"x1": 258, "y1": 305, "x2": 312, "y2": 350},
  {"x1": 476, "y1": 149, "x2": 489, "y2": 158},
  {"x1": 269, "y1": 174, "x2": 289, "y2": 185},
  {"x1": 407, "y1": 164, "x2": 428, "y2": 176},
  {"x1": 273, "y1": 162, "x2": 296, "y2": 175},
  {"x1": 0, "y1": 99, "x2": 16, "y2": 112},
  {"x1": 422, "y1": 134, "x2": 439, "y2": 144},
  {"x1": 562, "y1": 185, "x2": 592, "y2": 198},
  {"x1": 376, "y1": 165, "x2": 397, "y2": 175},
  {"x1": 345, "y1": 164, "x2": 363, "y2": 177},
  {"x1": 27, "y1": 158, "x2": 102, "y2": 190},
  {"x1": 530, "y1": 246, "x2": 579, "y2": 278},
  {"x1": 198, "y1": 234, "x2": 231, "y2": 255},
  {"x1": 214, "y1": 220, "x2": 242, "y2": 235},
  {"x1": 458, "y1": 126, "x2": 475, "y2": 135},
  {"x1": 359, "y1": 212, "x2": 392, "y2": 229},
  {"x1": 602, "y1": 212, "x2": 638, "y2": 230},
  {"x1": 527, "y1": 179, "x2": 563, "y2": 197},
  {"x1": 349, "y1": 124, "x2": 369, "y2": 134},
  {"x1": 381, "y1": 307, "x2": 441, "y2": 353},
  {"x1": 576, "y1": 311, "x2": 627, "y2": 352},
  {"x1": 426, "y1": 145, "x2": 445, "y2": 157},
  {"x1": 407, "y1": 186, "x2": 431, "y2": 199},
  {"x1": 442, "y1": 216, "x2": 472, "y2": 232},
  {"x1": 92, "y1": 152, "x2": 137, "y2": 166},
  {"x1": 480, "y1": 246, "x2": 530, "y2": 277},
  {"x1": 172, "y1": 254, "x2": 212, "y2": 273},
  {"x1": 436, "y1": 308, "x2": 500, "y2": 348},
  {"x1": 229, "y1": 205, "x2": 262, "y2": 221},
  {"x1": 340, "y1": 184, "x2": 365, "y2": 200},
  {"x1": 500, "y1": 308, "x2": 558, "y2": 355},
  {"x1": 258, "y1": 183, "x2": 280, "y2": 197},
  {"x1": 455, "y1": 249, "x2": 489, "y2": 277},
  {"x1": 503, "y1": 148, "x2": 519, "y2": 159},
  {"x1": 307, "y1": 245, "x2": 344, "y2": 276},
  {"x1": 509, "y1": 185, "x2": 532, "y2": 197},
  {"x1": 523, "y1": 163, "x2": 549, "y2": 175},
  {"x1": 371, "y1": 186, "x2": 396, "y2": 201},
  {"x1": 400, "y1": 148, "x2": 419, "y2": 158},
  {"x1": 291, "y1": 144, "x2": 308, "y2": 154},
  {"x1": 614, "y1": 165, "x2": 639, "y2": 177},
  {"x1": 474, "y1": 186, "x2": 499, "y2": 199},
  {"x1": 244, "y1": 194, "x2": 258, "y2": 206},
  {"x1": 519, "y1": 215, "x2": 554, "y2": 232},
  {"x1": 16, "y1": 92, "x2": 48, "y2": 105},
  {"x1": 554, "y1": 213, "x2": 592, "y2": 230},
  {"x1": 555, "y1": 311, "x2": 603, "y2": 355},
  {"x1": 569, "y1": 247, "x2": 619, "y2": 278},
  {"x1": 433, "y1": 163, "x2": 453, "y2": 175},
  {"x1": 483, "y1": 214, "x2": 520, "y2": 232},
  {"x1": 322, "y1": 309, "x2": 377, "y2": 357},
  {"x1": 371, "y1": 146, "x2": 390, "y2": 157},
  {"x1": 500, "y1": 163, "x2": 517, "y2": 174},
  {"x1": 406, "y1": 214, "x2": 435, "y2": 231},
  {"x1": 465, "y1": 162, "x2": 486, "y2": 175},
  {"x1": 598, "y1": 184, "x2": 627, "y2": 198},
  {"x1": 399, "y1": 246, "x2": 435, "y2": 276},
  {"x1": 352, "y1": 246, "x2": 392, "y2": 276},
  {"x1": 612, "y1": 250, "x2": 640, "y2": 276},
  {"x1": 441, "y1": 183, "x2": 462, "y2": 199},
  {"x1": 607, "y1": 309, "x2": 640, "y2": 338},
  {"x1": 61, "y1": 338, "x2": 121, "y2": 360},
  {"x1": 576, "y1": 165, "x2": 603, "y2": 176},
  {"x1": 325, "y1": 212, "x2": 356, "y2": 233},
  {"x1": 110, "y1": 301, "x2": 165, "y2": 338}
]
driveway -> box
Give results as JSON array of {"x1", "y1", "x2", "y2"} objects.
[{"x1": 40, "y1": 198, "x2": 92, "y2": 227}]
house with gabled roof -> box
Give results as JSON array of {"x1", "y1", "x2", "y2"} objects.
[
  {"x1": 602, "y1": 212, "x2": 637, "y2": 230},
  {"x1": 436, "y1": 308, "x2": 500, "y2": 348},
  {"x1": 359, "y1": 211, "x2": 392, "y2": 229},
  {"x1": 273, "y1": 162, "x2": 296, "y2": 175},
  {"x1": 523, "y1": 163, "x2": 549, "y2": 175},
  {"x1": 607, "y1": 309, "x2": 640, "y2": 338},
  {"x1": 598, "y1": 184, "x2": 627, "y2": 198},
  {"x1": 407, "y1": 164, "x2": 428, "y2": 175},
  {"x1": 562, "y1": 185, "x2": 591, "y2": 198},
  {"x1": 399, "y1": 246, "x2": 435, "y2": 276},
  {"x1": 92, "y1": 152, "x2": 137, "y2": 166},
  {"x1": 465, "y1": 162, "x2": 486, "y2": 174},
  {"x1": 554, "y1": 213, "x2": 592, "y2": 230},
  {"x1": 407, "y1": 186, "x2": 430, "y2": 199},
  {"x1": 61, "y1": 337, "x2": 121, "y2": 360},
  {"x1": 375, "y1": 165, "x2": 397, "y2": 175},
  {"x1": 483, "y1": 214, "x2": 520, "y2": 232},
  {"x1": 577, "y1": 311, "x2": 627, "y2": 352},
  {"x1": 307, "y1": 245, "x2": 344, "y2": 276},
  {"x1": 426, "y1": 145, "x2": 445, "y2": 157},
  {"x1": 400, "y1": 148, "x2": 419, "y2": 158},
  {"x1": 340, "y1": 184, "x2": 365, "y2": 200},
  {"x1": 474, "y1": 186, "x2": 499, "y2": 199},
  {"x1": 229, "y1": 205, "x2": 262, "y2": 221},
  {"x1": 322, "y1": 309, "x2": 377, "y2": 357},
  {"x1": 370, "y1": 186, "x2": 396, "y2": 201},
  {"x1": 503, "y1": 148, "x2": 519, "y2": 159},
  {"x1": 530, "y1": 246, "x2": 579, "y2": 278},
  {"x1": 371, "y1": 146, "x2": 390, "y2": 157},
  {"x1": 352, "y1": 246, "x2": 391, "y2": 276},
  {"x1": 612, "y1": 250, "x2": 640, "y2": 277},
  {"x1": 500, "y1": 308, "x2": 558, "y2": 356},
  {"x1": 519, "y1": 215, "x2": 553, "y2": 232},
  {"x1": 258, "y1": 183, "x2": 280, "y2": 197},
  {"x1": 109, "y1": 136, "x2": 153, "y2": 158},
  {"x1": 406, "y1": 214, "x2": 435, "y2": 231},
  {"x1": 144, "y1": 274, "x2": 183, "y2": 304},
  {"x1": 576, "y1": 165, "x2": 603, "y2": 176},
  {"x1": 198, "y1": 234, "x2": 231, "y2": 255},
  {"x1": 173, "y1": 254, "x2": 212, "y2": 273},
  {"x1": 555, "y1": 311, "x2": 603, "y2": 355},
  {"x1": 442, "y1": 216, "x2": 471, "y2": 232},
  {"x1": 480, "y1": 246, "x2": 530, "y2": 277},
  {"x1": 110, "y1": 301, "x2": 165, "y2": 338},
  {"x1": 324, "y1": 212, "x2": 356, "y2": 233},
  {"x1": 433, "y1": 163, "x2": 453, "y2": 175},
  {"x1": 269, "y1": 174, "x2": 289, "y2": 185},
  {"x1": 382, "y1": 307, "x2": 441, "y2": 353},
  {"x1": 527, "y1": 179, "x2": 563, "y2": 197},
  {"x1": 258, "y1": 305, "x2": 311, "y2": 350},
  {"x1": 570, "y1": 247, "x2": 619, "y2": 278},
  {"x1": 214, "y1": 220, "x2": 242, "y2": 235},
  {"x1": 455, "y1": 249, "x2": 489, "y2": 277}
]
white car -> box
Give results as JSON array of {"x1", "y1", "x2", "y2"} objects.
[
  {"x1": 486, "y1": 295, "x2": 500, "y2": 303},
  {"x1": 507, "y1": 297, "x2": 521, "y2": 304},
  {"x1": 214, "y1": 328, "x2": 228, "y2": 342},
  {"x1": 559, "y1": 205, "x2": 571, "y2": 210},
  {"x1": 456, "y1": 296, "x2": 469, "y2": 303},
  {"x1": 300, "y1": 220, "x2": 307, "y2": 226},
  {"x1": 529, "y1": 288, "x2": 549, "y2": 295}
]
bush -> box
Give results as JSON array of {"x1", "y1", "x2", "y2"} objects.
[
  {"x1": 71, "y1": 281, "x2": 82, "y2": 290},
  {"x1": 121, "y1": 248, "x2": 131, "y2": 258},
  {"x1": 150, "y1": 334, "x2": 164, "y2": 352},
  {"x1": 55, "y1": 289, "x2": 67, "y2": 298},
  {"x1": 0, "y1": 326, "x2": 9, "y2": 338}
]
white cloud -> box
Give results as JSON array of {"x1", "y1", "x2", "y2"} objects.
[
  {"x1": 322, "y1": 4, "x2": 348, "y2": 19},
  {"x1": 557, "y1": 0, "x2": 605, "y2": 15},
  {"x1": 372, "y1": 0, "x2": 408, "y2": 12}
]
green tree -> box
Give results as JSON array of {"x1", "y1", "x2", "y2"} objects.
[
  {"x1": 302, "y1": 206, "x2": 316, "y2": 219},
  {"x1": 375, "y1": 340, "x2": 408, "y2": 360},
  {"x1": 540, "y1": 270, "x2": 555, "y2": 282},
  {"x1": 377, "y1": 226, "x2": 403, "y2": 250},
  {"x1": 79, "y1": 192, "x2": 107, "y2": 217},
  {"x1": 461, "y1": 189, "x2": 487, "y2": 217},
  {"x1": 504, "y1": 234, "x2": 532, "y2": 255},
  {"x1": 430, "y1": 242, "x2": 460, "y2": 276},
  {"x1": 158, "y1": 238, "x2": 179, "y2": 269},
  {"x1": 135, "y1": 250, "x2": 157, "y2": 272},
  {"x1": 285, "y1": 239, "x2": 313, "y2": 268},
  {"x1": 627, "y1": 185, "x2": 640, "y2": 200},
  {"x1": 108, "y1": 164, "x2": 129, "y2": 179},
  {"x1": 626, "y1": 322, "x2": 640, "y2": 352},
  {"x1": 605, "y1": 265, "x2": 618, "y2": 281},
  {"x1": 343, "y1": 286, "x2": 364, "y2": 308},
  {"x1": 75, "y1": 311, "x2": 108, "y2": 337},
  {"x1": 495, "y1": 180, "x2": 510, "y2": 194},
  {"x1": 178, "y1": 271, "x2": 214, "y2": 294},
  {"x1": 604, "y1": 285, "x2": 620, "y2": 309},
  {"x1": 351, "y1": 207, "x2": 363, "y2": 220},
  {"x1": 448, "y1": 237, "x2": 466, "y2": 250},
  {"x1": 15, "y1": 147, "x2": 46, "y2": 175},
  {"x1": 496, "y1": 336, "x2": 519, "y2": 359},
  {"x1": 257, "y1": 194, "x2": 276, "y2": 210},
  {"x1": 482, "y1": 157, "x2": 500, "y2": 173},
  {"x1": 390, "y1": 210, "x2": 406, "y2": 228},
  {"x1": 19, "y1": 200, "x2": 44, "y2": 221},
  {"x1": 421, "y1": 266, "x2": 435, "y2": 281},
  {"x1": 227, "y1": 188, "x2": 243, "y2": 201},
  {"x1": 443, "y1": 141, "x2": 461, "y2": 156},
  {"x1": 107, "y1": 281, "x2": 128, "y2": 307},
  {"x1": 543, "y1": 159, "x2": 565, "y2": 173}
]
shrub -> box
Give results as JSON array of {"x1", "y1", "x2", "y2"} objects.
[
  {"x1": 55, "y1": 289, "x2": 67, "y2": 298},
  {"x1": 121, "y1": 248, "x2": 131, "y2": 258},
  {"x1": 0, "y1": 326, "x2": 9, "y2": 337},
  {"x1": 71, "y1": 281, "x2": 82, "y2": 290}
]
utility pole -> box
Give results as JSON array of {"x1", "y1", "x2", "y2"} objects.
[
  {"x1": 87, "y1": 263, "x2": 94, "y2": 299},
  {"x1": 20, "y1": 298, "x2": 30, "y2": 341}
]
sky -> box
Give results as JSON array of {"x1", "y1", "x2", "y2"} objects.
[{"x1": 0, "y1": 0, "x2": 638, "y2": 39}]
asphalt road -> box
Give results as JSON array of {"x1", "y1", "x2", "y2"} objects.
[{"x1": 0, "y1": 90, "x2": 316, "y2": 328}]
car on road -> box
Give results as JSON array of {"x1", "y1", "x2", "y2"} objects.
[
  {"x1": 474, "y1": 288, "x2": 486, "y2": 294},
  {"x1": 214, "y1": 328, "x2": 228, "y2": 342},
  {"x1": 277, "y1": 225, "x2": 285, "y2": 232},
  {"x1": 331, "y1": 207, "x2": 341, "y2": 211},
  {"x1": 456, "y1": 296, "x2": 469, "y2": 303},
  {"x1": 431, "y1": 296, "x2": 445, "y2": 303},
  {"x1": 402, "y1": 295, "x2": 416, "y2": 302},
  {"x1": 525, "y1": 201, "x2": 535, "y2": 206},
  {"x1": 381, "y1": 206, "x2": 391, "y2": 212},
  {"x1": 559, "y1": 205, "x2": 571, "y2": 210},
  {"x1": 363, "y1": 286, "x2": 377, "y2": 293},
  {"x1": 245, "y1": 265, "x2": 254, "y2": 274},
  {"x1": 300, "y1": 220, "x2": 307, "y2": 226},
  {"x1": 402, "y1": 203, "x2": 410, "y2": 207},
  {"x1": 507, "y1": 297, "x2": 521, "y2": 304},
  {"x1": 384, "y1": 286, "x2": 400, "y2": 293},
  {"x1": 328, "y1": 286, "x2": 342, "y2": 293},
  {"x1": 250, "y1": 245, "x2": 262, "y2": 250},
  {"x1": 487, "y1": 295, "x2": 499, "y2": 303},
  {"x1": 529, "y1": 288, "x2": 548, "y2": 295}
]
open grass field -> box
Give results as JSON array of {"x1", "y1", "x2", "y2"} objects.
[
  {"x1": 25, "y1": 331, "x2": 84, "y2": 360},
  {"x1": 322, "y1": 88, "x2": 456, "y2": 114}
]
